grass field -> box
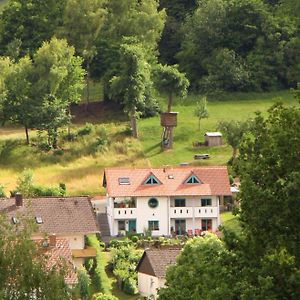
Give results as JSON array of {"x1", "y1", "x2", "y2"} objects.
[{"x1": 0, "y1": 90, "x2": 297, "y2": 195}]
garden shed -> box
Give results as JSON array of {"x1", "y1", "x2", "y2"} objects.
[{"x1": 204, "y1": 132, "x2": 222, "y2": 146}]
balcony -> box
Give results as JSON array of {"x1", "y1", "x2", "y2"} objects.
[
  {"x1": 114, "y1": 208, "x2": 137, "y2": 219},
  {"x1": 169, "y1": 206, "x2": 218, "y2": 218},
  {"x1": 194, "y1": 206, "x2": 218, "y2": 218},
  {"x1": 169, "y1": 207, "x2": 193, "y2": 218}
]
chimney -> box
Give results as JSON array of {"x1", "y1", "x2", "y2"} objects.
[
  {"x1": 15, "y1": 193, "x2": 23, "y2": 207},
  {"x1": 49, "y1": 234, "x2": 56, "y2": 247}
]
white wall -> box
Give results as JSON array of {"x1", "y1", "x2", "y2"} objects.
[
  {"x1": 136, "y1": 196, "x2": 169, "y2": 236},
  {"x1": 138, "y1": 272, "x2": 163, "y2": 299},
  {"x1": 108, "y1": 195, "x2": 221, "y2": 236},
  {"x1": 61, "y1": 234, "x2": 85, "y2": 250}
]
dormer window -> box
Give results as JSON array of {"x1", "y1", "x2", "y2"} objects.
[
  {"x1": 12, "y1": 217, "x2": 20, "y2": 224},
  {"x1": 144, "y1": 175, "x2": 160, "y2": 185},
  {"x1": 185, "y1": 175, "x2": 200, "y2": 184},
  {"x1": 118, "y1": 177, "x2": 130, "y2": 185},
  {"x1": 35, "y1": 216, "x2": 43, "y2": 224}
]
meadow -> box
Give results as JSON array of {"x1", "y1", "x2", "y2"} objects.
[{"x1": 0, "y1": 90, "x2": 297, "y2": 196}]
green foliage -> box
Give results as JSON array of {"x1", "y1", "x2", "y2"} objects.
[
  {"x1": 0, "y1": 215, "x2": 70, "y2": 299},
  {"x1": 15, "y1": 169, "x2": 34, "y2": 197},
  {"x1": 14, "y1": 169, "x2": 66, "y2": 197},
  {"x1": 92, "y1": 293, "x2": 118, "y2": 300},
  {"x1": 86, "y1": 234, "x2": 111, "y2": 294},
  {"x1": 218, "y1": 119, "x2": 251, "y2": 160},
  {"x1": 178, "y1": 0, "x2": 299, "y2": 91},
  {"x1": 77, "y1": 123, "x2": 94, "y2": 136},
  {"x1": 194, "y1": 97, "x2": 209, "y2": 131},
  {"x1": 158, "y1": 235, "x2": 234, "y2": 300},
  {"x1": 0, "y1": 0, "x2": 67, "y2": 58},
  {"x1": 109, "y1": 241, "x2": 142, "y2": 295},
  {"x1": 0, "y1": 184, "x2": 6, "y2": 197},
  {"x1": 237, "y1": 103, "x2": 300, "y2": 259},
  {"x1": 77, "y1": 267, "x2": 91, "y2": 300},
  {"x1": 153, "y1": 64, "x2": 189, "y2": 112}
]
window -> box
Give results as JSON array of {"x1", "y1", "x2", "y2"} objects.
[
  {"x1": 201, "y1": 198, "x2": 212, "y2": 206},
  {"x1": 118, "y1": 220, "x2": 125, "y2": 231},
  {"x1": 144, "y1": 175, "x2": 160, "y2": 185},
  {"x1": 175, "y1": 198, "x2": 186, "y2": 207},
  {"x1": 12, "y1": 217, "x2": 19, "y2": 224},
  {"x1": 148, "y1": 221, "x2": 159, "y2": 231},
  {"x1": 186, "y1": 175, "x2": 200, "y2": 184},
  {"x1": 35, "y1": 216, "x2": 43, "y2": 224},
  {"x1": 118, "y1": 177, "x2": 130, "y2": 185},
  {"x1": 201, "y1": 219, "x2": 212, "y2": 231},
  {"x1": 148, "y1": 198, "x2": 159, "y2": 208}
]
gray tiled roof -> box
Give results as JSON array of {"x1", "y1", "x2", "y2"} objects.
[
  {"x1": 0, "y1": 196, "x2": 99, "y2": 235},
  {"x1": 137, "y1": 248, "x2": 181, "y2": 278}
]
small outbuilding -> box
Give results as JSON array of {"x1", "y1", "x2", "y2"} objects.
[
  {"x1": 204, "y1": 132, "x2": 223, "y2": 146},
  {"x1": 136, "y1": 248, "x2": 181, "y2": 299}
]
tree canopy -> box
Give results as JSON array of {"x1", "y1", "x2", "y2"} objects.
[{"x1": 0, "y1": 215, "x2": 71, "y2": 300}]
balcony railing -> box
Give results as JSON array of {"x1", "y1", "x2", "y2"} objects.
[
  {"x1": 169, "y1": 206, "x2": 218, "y2": 218},
  {"x1": 114, "y1": 208, "x2": 137, "y2": 219}
]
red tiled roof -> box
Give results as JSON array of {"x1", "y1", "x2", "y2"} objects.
[
  {"x1": 35, "y1": 238, "x2": 78, "y2": 285},
  {"x1": 0, "y1": 197, "x2": 99, "y2": 235},
  {"x1": 104, "y1": 167, "x2": 231, "y2": 197}
]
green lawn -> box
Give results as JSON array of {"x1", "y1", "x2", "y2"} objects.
[
  {"x1": 0, "y1": 90, "x2": 297, "y2": 195},
  {"x1": 220, "y1": 211, "x2": 242, "y2": 234}
]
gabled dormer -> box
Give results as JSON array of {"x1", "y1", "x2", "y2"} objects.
[
  {"x1": 185, "y1": 173, "x2": 201, "y2": 184},
  {"x1": 143, "y1": 173, "x2": 161, "y2": 185}
]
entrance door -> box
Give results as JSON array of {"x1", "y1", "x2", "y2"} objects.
[
  {"x1": 175, "y1": 219, "x2": 186, "y2": 235},
  {"x1": 128, "y1": 219, "x2": 136, "y2": 233}
]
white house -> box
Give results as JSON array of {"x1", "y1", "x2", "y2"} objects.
[
  {"x1": 103, "y1": 166, "x2": 231, "y2": 236},
  {"x1": 136, "y1": 248, "x2": 181, "y2": 299}
]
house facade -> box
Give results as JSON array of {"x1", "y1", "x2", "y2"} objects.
[
  {"x1": 136, "y1": 248, "x2": 181, "y2": 299},
  {"x1": 103, "y1": 166, "x2": 231, "y2": 236}
]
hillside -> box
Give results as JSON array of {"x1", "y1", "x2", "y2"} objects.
[{"x1": 0, "y1": 91, "x2": 296, "y2": 196}]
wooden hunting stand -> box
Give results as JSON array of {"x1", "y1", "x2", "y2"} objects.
[{"x1": 160, "y1": 112, "x2": 178, "y2": 149}]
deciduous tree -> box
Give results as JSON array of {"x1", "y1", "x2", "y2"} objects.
[{"x1": 194, "y1": 97, "x2": 209, "y2": 131}]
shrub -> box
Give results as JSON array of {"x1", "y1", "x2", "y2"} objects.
[
  {"x1": 77, "y1": 123, "x2": 94, "y2": 136},
  {"x1": 109, "y1": 238, "x2": 132, "y2": 249},
  {"x1": 0, "y1": 184, "x2": 6, "y2": 198},
  {"x1": 131, "y1": 235, "x2": 139, "y2": 243},
  {"x1": 32, "y1": 183, "x2": 66, "y2": 197},
  {"x1": 92, "y1": 293, "x2": 118, "y2": 300},
  {"x1": 123, "y1": 277, "x2": 138, "y2": 295},
  {"x1": 53, "y1": 149, "x2": 64, "y2": 156},
  {"x1": 77, "y1": 267, "x2": 91, "y2": 300},
  {"x1": 86, "y1": 234, "x2": 111, "y2": 294},
  {"x1": 62, "y1": 132, "x2": 77, "y2": 142}
]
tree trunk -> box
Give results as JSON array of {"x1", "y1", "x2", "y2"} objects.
[
  {"x1": 130, "y1": 108, "x2": 138, "y2": 139},
  {"x1": 167, "y1": 92, "x2": 173, "y2": 112},
  {"x1": 233, "y1": 147, "x2": 238, "y2": 159},
  {"x1": 25, "y1": 126, "x2": 29, "y2": 145},
  {"x1": 51, "y1": 128, "x2": 58, "y2": 149},
  {"x1": 85, "y1": 61, "x2": 91, "y2": 111}
]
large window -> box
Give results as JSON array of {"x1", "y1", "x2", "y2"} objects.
[
  {"x1": 144, "y1": 175, "x2": 160, "y2": 185},
  {"x1": 148, "y1": 198, "x2": 159, "y2": 208},
  {"x1": 201, "y1": 198, "x2": 212, "y2": 206},
  {"x1": 148, "y1": 221, "x2": 159, "y2": 231},
  {"x1": 201, "y1": 219, "x2": 212, "y2": 231},
  {"x1": 175, "y1": 198, "x2": 186, "y2": 207}
]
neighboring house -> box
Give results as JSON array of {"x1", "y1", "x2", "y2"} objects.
[
  {"x1": 103, "y1": 166, "x2": 231, "y2": 236},
  {"x1": 36, "y1": 235, "x2": 78, "y2": 286},
  {"x1": 0, "y1": 195, "x2": 99, "y2": 267},
  {"x1": 204, "y1": 132, "x2": 222, "y2": 146},
  {"x1": 136, "y1": 248, "x2": 181, "y2": 299}
]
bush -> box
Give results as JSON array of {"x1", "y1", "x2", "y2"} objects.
[
  {"x1": 53, "y1": 149, "x2": 64, "y2": 156},
  {"x1": 123, "y1": 277, "x2": 138, "y2": 295},
  {"x1": 131, "y1": 235, "x2": 139, "y2": 243},
  {"x1": 77, "y1": 267, "x2": 91, "y2": 300},
  {"x1": 109, "y1": 238, "x2": 132, "y2": 249},
  {"x1": 0, "y1": 184, "x2": 6, "y2": 198},
  {"x1": 86, "y1": 235, "x2": 111, "y2": 294},
  {"x1": 62, "y1": 132, "x2": 77, "y2": 141},
  {"x1": 77, "y1": 123, "x2": 94, "y2": 136},
  {"x1": 92, "y1": 293, "x2": 118, "y2": 300}
]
